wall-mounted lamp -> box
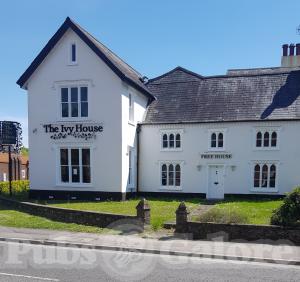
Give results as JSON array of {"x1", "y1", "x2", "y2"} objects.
[
  {"x1": 33, "y1": 128, "x2": 37, "y2": 134},
  {"x1": 197, "y1": 164, "x2": 202, "y2": 171},
  {"x1": 231, "y1": 165, "x2": 236, "y2": 172}
]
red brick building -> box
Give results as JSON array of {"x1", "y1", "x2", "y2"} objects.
[{"x1": 0, "y1": 153, "x2": 29, "y2": 181}]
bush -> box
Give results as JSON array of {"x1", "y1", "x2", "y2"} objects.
[
  {"x1": 271, "y1": 187, "x2": 300, "y2": 226},
  {"x1": 197, "y1": 207, "x2": 249, "y2": 224},
  {"x1": 0, "y1": 180, "x2": 29, "y2": 200}
]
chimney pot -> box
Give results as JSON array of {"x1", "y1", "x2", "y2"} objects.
[
  {"x1": 296, "y1": 44, "x2": 300, "y2": 56},
  {"x1": 289, "y1": 44, "x2": 295, "y2": 56},
  {"x1": 282, "y1": 44, "x2": 289, "y2": 56}
]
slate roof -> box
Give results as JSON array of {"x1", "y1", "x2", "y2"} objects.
[
  {"x1": 17, "y1": 17, "x2": 155, "y2": 101},
  {"x1": 144, "y1": 66, "x2": 300, "y2": 124}
]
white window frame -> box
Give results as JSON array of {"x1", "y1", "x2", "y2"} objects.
[
  {"x1": 59, "y1": 85, "x2": 89, "y2": 120},
  {"x1": 159, "y1": 161, "x2": 183, "y2": 191},
  {"x1": 253, "y1": 127, "x2": 281, "y2": 151},
  {"x1": 129, "y1": 93, "x2": 134, "y2": 123},
  {"x1": 56, "y1": 145, "x2": 93, "y2": 188},
  {"x1": 160, "y1": 129, "x2": 183, "y2": 151},
  {"x1": 3, "y1": 173, "x2": 7, "y2": 182},
  {"x1": 69, "y1": 42, "x2": 77, "y2": 65},
  {"x1": 21, "y1": 170, "x2": 26, "y2": 179},
  {"x1": 251, "y1": 161, "x2": 279, "y2": 193},
  {"x1": 208, "y1": 129, "x2": 227, "y2": 151}
]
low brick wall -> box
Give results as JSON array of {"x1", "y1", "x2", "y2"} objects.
[
  {"x1": 186, "y1": 221, "x2": 300, "y2": 244},
  {"x1": 0, "y1": 196, "x2": 149, "y2": 230},
  {"x1": 175, "y1": 202, "x2": 300, "y2": 245}
]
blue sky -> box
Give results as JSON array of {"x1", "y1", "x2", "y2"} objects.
[{"x1": 1, "y1": 0, "x2": 300, "y2": 147}]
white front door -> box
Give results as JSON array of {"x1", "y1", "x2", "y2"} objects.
[{"x1": 207, "y1": 165, "x2": 225, "y2": 199}]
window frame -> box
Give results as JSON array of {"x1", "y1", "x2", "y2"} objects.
[
  {"x1": 160, "y1": 129, "x2": 183, "y2": 151},
  {"x1": 251, "y1": 161, "x2": 279, "y2": 193},
  {"x1": 159, "y1": 161, "x2": 183, "y2": 191},
  {"x1": 56, "y1": 145, "x2": 93, "y2": 187},
  {"x1": 59, "y1": 85, "x2": 89, "y2": 120},
  {"x1": 128, "y1": 93, "x2": 134, "y2": 123},
  {"x1": 208, "y1": 129, "x2": 227, "y2": 151},
  {"x1": 254, "y1": 128, "x2": 280, "y2": 151},
  {"x1": 69, "y1": 42, "x2": 77, "y2": 65}
]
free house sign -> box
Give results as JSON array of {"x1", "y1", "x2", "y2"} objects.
[{"x1": 43, "y1": 123, "x2": 103, "y2": 140}]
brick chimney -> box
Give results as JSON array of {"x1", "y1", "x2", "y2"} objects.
[{"x1": 281, "y1": 43, "x2": 300, "y2": 67}]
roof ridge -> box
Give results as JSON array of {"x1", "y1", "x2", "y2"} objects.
[{"x1": 147, "y1": 66, "x2": 203, "y2": 83}]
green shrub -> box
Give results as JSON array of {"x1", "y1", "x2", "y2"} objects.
[
  {"x1": 0, "y1": 180, "x2": 29, "y2": 200},
  {"x1": 271, "y1": 187, "x2": 300, "y2": 226},
  {"x1": 197, "y1": 207, "x2": 249, "y2": 224}
]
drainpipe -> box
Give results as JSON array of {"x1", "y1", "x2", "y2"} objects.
[{"x1": 136, "y1": 124, "x2": 141, "y2": 194}]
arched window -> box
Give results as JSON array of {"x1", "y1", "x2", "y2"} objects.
[
  {"x1": 256, "y1": 132, "x2": 262, "y2": 147},
  {"x1": 261, "y1": 164, "x2": 268, "y2": 187},
  {"x1": 168, "y1": 164, "x2": 174, "y2": 186},
  {"x1": 211, "y1": 133, "x2": 217, "y2": 148},
  {"x1": 271, "y1": 132, "x2": 277, "y2": 147},
  {"x1": 269, "y1": 164, "x2": 276, "y2": 187},
  {"x1": 175, "y1": 134, "x2": 181, "y2": 148},
  {"x1": 161, "y1": 164, "x2": 167, "y2": 186},
  {"x1": 263, "y1": 132, "x2": 269, "y2": 147},
  {"x1": 175, "y1": 164, "x2": 181, "y2": 186},
  {"x1": 218, "y1": 133, "x2": 223, "y2": 148},
  {"x1": 169, "y1": 134, "x2": 174, "y2": 148},
  {"x1": 254, "y1": 164, "x2": 260, "y2": 187},
  {"x1": 162, "y1": 134, "x2": 168, "y2": 148}
]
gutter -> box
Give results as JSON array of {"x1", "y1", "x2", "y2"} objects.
[{"x1": 136, "y1": 124, "x2": 141, "y2": 193}]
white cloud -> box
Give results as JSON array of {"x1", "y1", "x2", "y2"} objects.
[{"x1": 0, "y1": 116, "x2": 28, "y2": 147}]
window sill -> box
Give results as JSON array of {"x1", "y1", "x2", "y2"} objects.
[
  {"x1": 67, "y1": 62, "x2": 78, "y2": 66},
  {"x1": 207, "y1": 148, "x2": 226, "y2": 152},
  {"x1": 128, "y1": 121, "x2": 135, "y2": 127},
  {"x1": 56, "y1": 183, "x2": 93, "y2": 188},
  {"x1": 253, "y1": 147, "x2": 279, "y2": 151},
  {"x1": 159, "y1": 186, "x2": 182, "y2": 191},
  {"x1": 250, "y1": 188, "x2": 278, "y2": 193},
  {"x1": 160, "y1": 148, "x2": 182, "y2": 152}
]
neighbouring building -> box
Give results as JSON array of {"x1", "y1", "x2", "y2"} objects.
[
  {"x1": 17, "y1": 18, "x2": 300, "y2": 200},
  {"x1": 0, "y1": 153, "x2": 29, "y2": 182}
]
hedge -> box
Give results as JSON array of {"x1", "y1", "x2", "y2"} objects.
[{"x1": 0, "y1": 180, "x2": 29, "y2": 199}]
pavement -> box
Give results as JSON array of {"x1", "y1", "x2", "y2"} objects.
[{"x1": 0, "y1": 226, "x2": 299, "y2": 266}]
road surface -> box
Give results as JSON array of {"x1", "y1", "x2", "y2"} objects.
[{"x1": 0, "y1": 241, "x2": 299, "y2": 281}]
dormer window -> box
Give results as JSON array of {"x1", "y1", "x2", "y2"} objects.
[{"x1": 70, "y1": 43, "x2": 77, "y2": 64}]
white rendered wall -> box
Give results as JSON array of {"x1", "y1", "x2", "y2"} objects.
[
  {"x1": 121, "y1": 86, "x2": 148, "y2": 193},
  {"x1": 139, "y1": 121, "x2": 300, "y2": 196},
  {"x1": 26, "y1": 29, "x2": 124, "y2": 192}
]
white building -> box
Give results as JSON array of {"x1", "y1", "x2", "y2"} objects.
[{"x1": 17, "y1": 18, "x2": 300, "y2": 200}]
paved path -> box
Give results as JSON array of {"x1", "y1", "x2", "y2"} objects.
[
  {"x1": 0, "y1": 241, "x2": 299, "y2": 281},
  {"x1": 0, "y1": 226, "x2": 299, "y2": 265}
]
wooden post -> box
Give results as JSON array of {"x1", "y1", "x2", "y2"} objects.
[
  {"x1": 136, "y1": 198, "x2": 151, "y2": 225},
  {"x1": 8, "y1": 145, "x2": 12, "y2": 197}
]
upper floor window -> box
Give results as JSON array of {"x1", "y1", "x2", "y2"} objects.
[
  {"x1": 70, "y1": 43, "x2": 76, "y2": 64},
  {"x1": 129, "y1": 93, "x2": 134, "y2": 122},
  {"x1": 253, "y1": 163, "x2": 277, "y2": 190},
  {"x1": 161, "y1": 163, "x2": 181, "y2": 188},
  {"x1": 209, "y1": 131, "x2": 225, "y2": 150},
  {"x1": 61, "y1": 86, "x2": 88, "y2": 118},
  {"x1": 162, "y1": 132, "x2": 181, "y2": 150},
  {"x1": 256, "y1": 130, "x2": 278, "y2": 149}
]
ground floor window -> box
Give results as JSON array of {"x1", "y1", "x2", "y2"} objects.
[
  {"x1": 60, "y1": 148, "x2": 91, "y2": 184},
  {"x1": 161, "y1": 163, "x2": 181, "y2": 187},
  {"x1": 253, "y1": 163, "x2": 276, "y2": 189}
]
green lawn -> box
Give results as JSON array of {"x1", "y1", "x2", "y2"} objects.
[
  {"x1": 0, "y1": 205, "x2": 109, "y2": 233},
  {"x1": 45, "y1": 197, "x2": 202, "y2": 230},
  {"x1": 210, "y1": 198, "x2": 283, "y2": 225}
]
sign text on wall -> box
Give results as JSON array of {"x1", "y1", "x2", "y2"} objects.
[
  {"x1": 200, "y1": 153, "x2": 232, "y2": 159},
  {"x1": 43, "y1": 123, "x2": 103, "y2": 140}
]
